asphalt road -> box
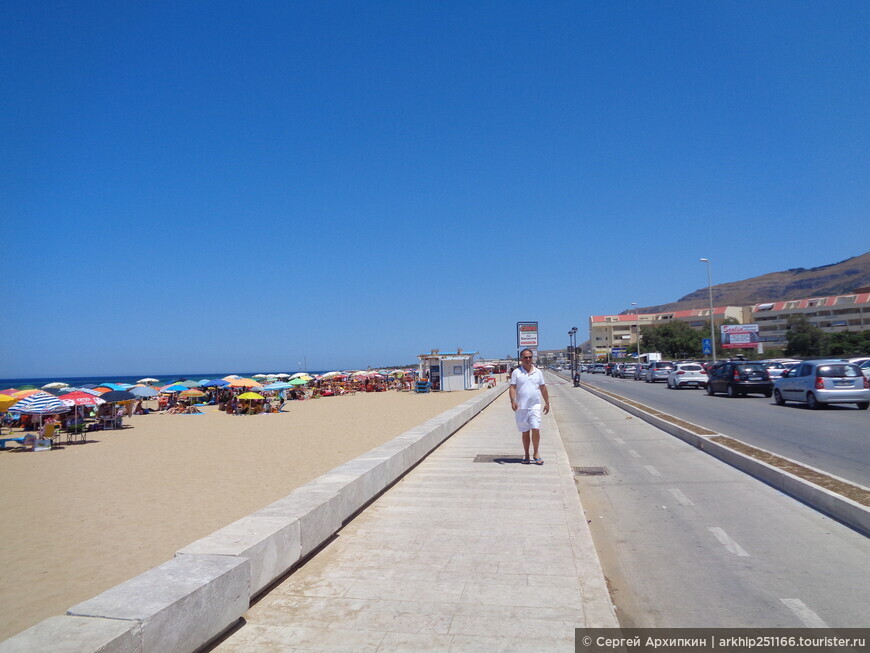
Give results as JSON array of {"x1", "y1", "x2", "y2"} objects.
[
  {"x1": 577, "y1": 371, "x2": 869, "y2": 488},
  {"x1": 547, "y1": 373, "x2": 870, "y2": 628}
]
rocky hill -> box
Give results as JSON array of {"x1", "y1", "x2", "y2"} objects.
[{"x1": 636, "y1": 251, "x2": 870, "y2": 314}]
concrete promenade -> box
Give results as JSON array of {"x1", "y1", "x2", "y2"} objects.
[{"x1": 213, "y1": 391, "x2": 617, "y2": 652}]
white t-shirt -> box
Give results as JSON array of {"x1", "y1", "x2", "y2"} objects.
[{"x1": 510, "y1": 366, "x2": 545, "y2": 409}]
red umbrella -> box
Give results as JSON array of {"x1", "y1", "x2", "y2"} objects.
[{"x1": 60, "y1": 391, "x2": 105, "y2": 407}]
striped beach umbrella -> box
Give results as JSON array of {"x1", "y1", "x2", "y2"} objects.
[{"x1": 10, "y1": 391, "x2": 70, "y2": 415}]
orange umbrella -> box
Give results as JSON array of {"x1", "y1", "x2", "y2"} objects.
[
  {"x1": 179, "y1": 389, "x2": 206, "y2": 399},
  {"x1": 228, "y1": 377, "x2": 262, "y2": 388},
  {"x1": 12, "y1": 388, "x2": 41, "y2": 398}
]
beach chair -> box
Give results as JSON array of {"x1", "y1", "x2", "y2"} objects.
[
  {"x1": 414, "y1": 381, "x2": 431, "y2": 393},
  {"x1": 0, "y1": 435, "x2": 26, "y2": 450}
]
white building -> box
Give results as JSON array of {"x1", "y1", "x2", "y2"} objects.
[{"x1": 417, "y1": 349, "x2": 478, "y2": 391}]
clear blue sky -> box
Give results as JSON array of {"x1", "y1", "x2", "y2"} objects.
[{"x1": 2, "y1": 1, "x2": 868, "y2": 377}]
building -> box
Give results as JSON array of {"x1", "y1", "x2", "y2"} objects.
[
  {"x1": 752, "y1": 290, "x2": 870, "y2": 348},
  {"x1": 589, "y1": 306, "x2": 749, "y2": 360},
  {"x1": 588, "y1": 287, "x2": 870, "y2": 358},
  {"x1": 417, "y1": 349, "x2": 477, "y2": 391}
]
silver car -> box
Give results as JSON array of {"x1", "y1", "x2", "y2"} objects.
[
  {"x1": 666, "y1": 363, "x2": 707, "y2": 389},
  {"x1": 645, "y1": 361, "x2": 674, "y2": 383},
  {"x1": 774, "y1": 360, "x2": 870, "y2": 410}
]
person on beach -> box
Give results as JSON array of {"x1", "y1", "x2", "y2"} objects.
[{"x1": 509, "y1": 349, "x2": 550, "y2": 465}]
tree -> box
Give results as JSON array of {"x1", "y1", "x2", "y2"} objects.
[
  {"x1": 640, "y1": 321, "x2": 704, "y2": 359},
  {"x1": 784, "y1": 315, "x2": 826, "y2": 357}
]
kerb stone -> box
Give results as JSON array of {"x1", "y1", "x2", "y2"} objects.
[
  {"x1": 67, "y1": 554, "x2": 249, "y2": 653},
  {"x1": 0, "y1": 615, "x2": 140, "y2": 653}
]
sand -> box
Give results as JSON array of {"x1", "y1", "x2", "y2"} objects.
[{"x1": 0, "y1": 387, "x2": 484, "y2": 641}]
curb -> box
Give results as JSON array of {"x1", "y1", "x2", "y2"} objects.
[
  {"x1": 579, "y1": 381, "x2": 870, "y2": 537},
  {"x1": 0, "y1": 384, "x2": 509, "y2": 653}
]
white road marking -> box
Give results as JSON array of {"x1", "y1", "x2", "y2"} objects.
[
  {"x1": 614, "y1": 437, "x2": 625, "y2": 445},
  {"x1": 605, "y1": 428, "x2": 615, "y2": 434},
  {"x1": 644, "y1": 465, "x2": 661, "y2": 476},
  {"x1": 628, "y1": 449, "x2": 641, "y2": 458},
  {"x1": 780, "y1": 599, "x2": 829, "y2": 628},
  {"x1": 668, "y1": 488, "x2": 694, "y2": 506},
  {"x1": 707, "y1": 527, "x2": 750, "y2": 556}
]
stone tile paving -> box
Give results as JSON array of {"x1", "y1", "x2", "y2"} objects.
[{"x1": 213, "y1": 391, "x2": 615, "y2": 652}]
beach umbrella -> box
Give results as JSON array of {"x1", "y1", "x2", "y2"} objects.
[
  {"x1": 288, "y1": 377, "x2": 308, "y2": 386},
  {"x1": 275, "y1": 373, "x2": 291, "y2": 379},
  {"x1": 137, "y1": 378, "x2": 159, "y2": 384},
  {"x1": 228, "y1": 377, "x2": 262, "y2": 388},
  {"x1": 100, "y1": 383, "x2": 133, "y2": 391},
  {"x1": 179, "y1": 389, "x2": 206, "y2": 399},
  {"x1": 318, "y1": 371, "x2": 343, "y2": 380},
  {"x1": 222, "y1": 375, "x2": 241, "y2": 381},
  {"x1": 0, "y1": 388, "x2": 18, "y2": 395},
  {"x1": 80, "y1": 384, "x2": 100, "y2": 389},
  {"x1": 201, "y1": 379, "x2": 229, "y2": 388},
  {"x1": 42, "y1": 382, "x2": 68, "y2": 389},
  {"x1": 237, "y1": 392, "x2": 264, "y2": 400},
  {"x1": 99, "y1": 390, "x2": 136, "y2": 403},
  {"x1": 59, "y1": 391, "x2": 105, "y2": 407},
  {"x1": 178, "y1": 380, "x2": 201, "y2": 388},
  {"x1": 252, "y1": 374, "x2": 268, "y2": 379},
  {"x1": 67, "y1": 387, "x2": 104, "y2": 397},
  {"x1": 130, "y1": 386, "x2": 159, "y2": 398},
  {"x1": 16, "y1": 385, "x2": 38, "y2": 391},
  {"x1": 41, "y1": 387, "x2": 70, "y2": 396},
  {"x1": 9, "y1": 391, "x2": 70, "y2": 415},
  {"x1": 0, "y1": 394, "x2": 19, "y2": 412},
  {"x1": 12, "y1": 388, "x2": 42, "y2": 398},
  {"x1": 161, "y1": 383, "x2": 189, "y2": 393},
  {"x1": 261, "y1": 382, "x2": 293, "y2": 391}
]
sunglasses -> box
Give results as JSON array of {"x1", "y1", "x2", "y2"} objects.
[{"x1": 522, "y1": 356, "x2": 533, "y2": 359}]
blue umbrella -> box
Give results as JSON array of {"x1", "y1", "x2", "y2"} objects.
[
  {"x1": 261, "y1": 382, "x2": 294, "y2": 391},
  {"x1": 130, "y1": 386, "x2": 159, "y2": 398},
  {"x1": 11, "y1": 392, "x2": 70, "y2": 415},
  {"x1": 161, "y1": 383, "x2": 189, "y2": 393},
  {"x1": 101, "y1": 383, "x2": 133, "y2": 391},
  {"x1": 201, "y1": 379, "x2": 229, "y2": 387}
]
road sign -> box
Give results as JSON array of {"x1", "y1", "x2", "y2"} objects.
[{"x1": 702, "y1": 338, "x2": 712, "y2": 355}]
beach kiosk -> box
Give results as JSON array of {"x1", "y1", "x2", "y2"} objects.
[{"x1": 417, "y1": 349, "x2": 477, "y2": 391}]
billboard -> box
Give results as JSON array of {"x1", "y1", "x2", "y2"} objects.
[
  {"x1": 517, "y1": 322, "x2": 539, "y2": 349},
  {"x1": 721, "y1": 324, "x2": 760, "y2": 349}
]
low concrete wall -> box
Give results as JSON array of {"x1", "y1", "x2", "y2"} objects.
[
  {"x1": 580, "y1": 382, "x2": 870, "y2": 537},
  {"x1": 0, "y1": 383, "x2": 508, "y2": 653}
]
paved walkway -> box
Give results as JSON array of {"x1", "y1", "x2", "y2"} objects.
[{"x1": 213, "y1": 388, "x2": 616, "y2": 652}]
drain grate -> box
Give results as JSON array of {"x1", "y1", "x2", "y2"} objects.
[
  {"x1": 474, "y1": 454, "x2": 525, "y2": 463},
  {"x1": 573, "y1": 466, "x2": 609, "y2": 476}
]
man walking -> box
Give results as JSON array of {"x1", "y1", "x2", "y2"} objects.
[{"x1": 509, "y1": 348, "x2": 550, "y2": 465}]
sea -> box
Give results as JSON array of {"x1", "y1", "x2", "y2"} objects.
[{"x1": 0, "y1": 372, "x2": 330, "y2": 390}]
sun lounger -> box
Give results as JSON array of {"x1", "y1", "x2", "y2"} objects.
[{"x1": 0, "y1": 435, "x2": 26, "y2": 450}]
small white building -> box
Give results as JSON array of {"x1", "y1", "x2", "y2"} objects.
[{"x1": 417, "y1": 349, "x2": 478, "y2": 391}]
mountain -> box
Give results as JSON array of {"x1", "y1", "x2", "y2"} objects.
[{"x1": 635, "y1": 251, "x2": 870, "y2": 314}]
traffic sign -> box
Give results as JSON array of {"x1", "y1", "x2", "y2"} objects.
[{"x1": 702, "y1": 338, "x2": 712, "y2": 355}]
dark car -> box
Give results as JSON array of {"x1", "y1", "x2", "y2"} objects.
[
  {"x1": 706, "y1": 361, "x2": 773, "y2": 398},
  {"x1": 605, "y1": 362, "x2": 616, "y2": 376}
]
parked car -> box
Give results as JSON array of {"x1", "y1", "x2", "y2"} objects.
[
  {"x1": 644, "y1": 361, "x2": 675, "y2": 383},
  {"x1": 634, "y1": 363, "x2": 650, "y2": 380},
  {"x1": 618, "y1": 363, "x2": 638, "y2": 379},
  {"x1": 860, "y1": 360, "x2": 870, "y2": 379},
  {"x1": 774, "y1": 360, "x2": 870, "y2": 410},
  {"x1": 591, "y1": 363, "x2": 606, "y2": 374},
  {"x1": 605, "y1": 362, "x2": 617, "y2": 376},
  {"x1": 706, "y1": 360, "x2": 773, "y2": 397},
  {"x1": 666, "y1": 363, "x2": 708, "y2": 389}
]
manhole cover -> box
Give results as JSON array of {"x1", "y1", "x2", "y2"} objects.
[
  {"x1": 573, "y1": 466, "x2": 608, "y2": 476},
  {"x1": 474, "y1": 454, "x2": 525, "y2": 463}
]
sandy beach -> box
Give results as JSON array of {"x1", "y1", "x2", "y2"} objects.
[{"x1": 0, "y1": 387, "x2": 486, "y2": 641}]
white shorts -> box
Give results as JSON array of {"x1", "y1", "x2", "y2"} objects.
[{"x1": 515, "y1": 406, "x2": 542, "y2": 432}]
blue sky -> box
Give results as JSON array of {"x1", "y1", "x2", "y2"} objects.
[{"x1": 2, "y1": 1, "x2": 868, "y2": 377}]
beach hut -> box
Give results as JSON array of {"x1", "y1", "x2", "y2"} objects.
[{"x1": 417, "y1": 349, "x2": 477, "y2": 391}]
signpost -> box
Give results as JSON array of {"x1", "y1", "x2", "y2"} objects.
[
  {"x1": 702, "y1": 338, "x2": 713, "y2": 356},
  {"x1": 516, "y1": 322, "x2": 539, "y2": 359}
]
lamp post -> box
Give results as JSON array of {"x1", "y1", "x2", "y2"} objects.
[
  {"x1": 631, "y1": 302, "x2": 641, "y2": 360},
  {"x1": 699, "y1": 258, "x2": 716, "y2": 364},
  {"x1": 570, "y1": 327, "x2": 578, "y2": 376}
]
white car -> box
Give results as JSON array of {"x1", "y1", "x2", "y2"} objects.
[{"x1": 666, "y1": 363, "x2": 708, "y2": 389}]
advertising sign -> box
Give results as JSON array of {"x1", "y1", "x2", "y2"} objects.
[
  {"x1": 720, "y1": 324, "x2": 760, "y2": 349},
  {"x1": 516, "y1": 322, "x2": 539, "y2": 349}
]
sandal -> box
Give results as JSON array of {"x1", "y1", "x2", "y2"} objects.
[
  {"x1": 533, "y1": 457, "x2": 544, "y2": 465},
  {"x1": 521, "y1": 457, "x2": 530, "y2": 464}
]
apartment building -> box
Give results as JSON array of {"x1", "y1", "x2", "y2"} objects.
[
  {"x1": 588, "y1": 287, "x2": 870, "y2": 357},
  {"x1": 752, "y1": 287, "x2": 870, "y2": 348}
]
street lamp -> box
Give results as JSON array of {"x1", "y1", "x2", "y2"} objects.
[
  {"x1": 571, "y1": 327, "x2": 578, "y2": 375},
  {"x1": 699, "y1": 258, "x2": 716, "y2": 364},
  {"x1": 631, "y1": 302, "x2": 641, "y2": 360}
]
